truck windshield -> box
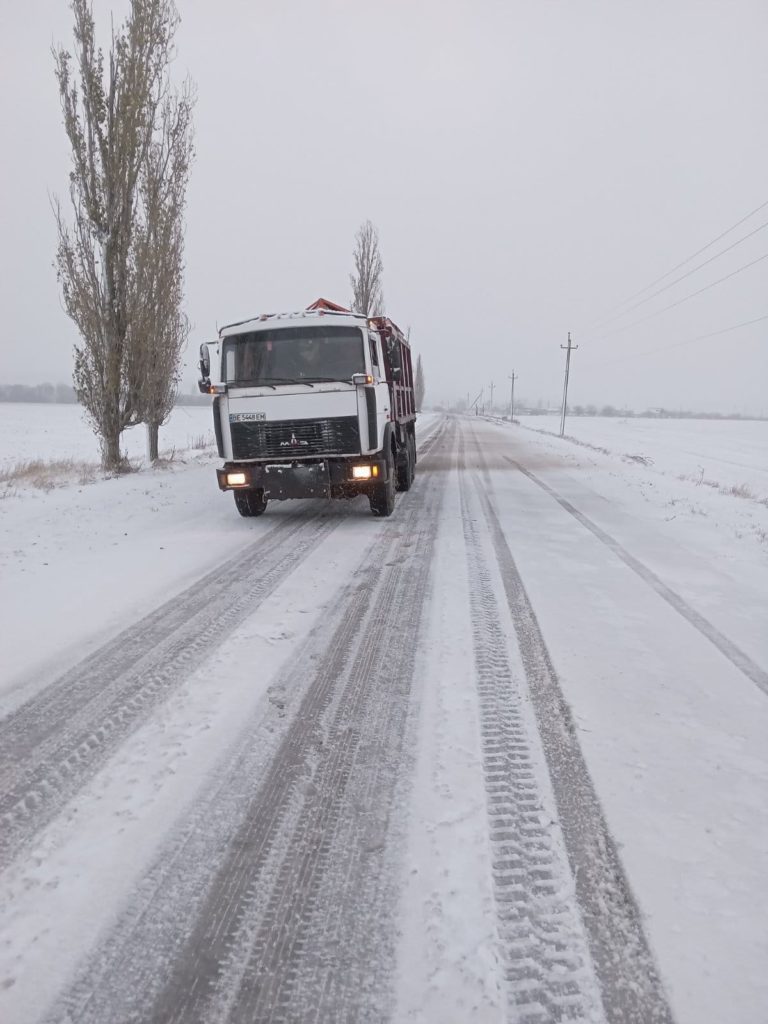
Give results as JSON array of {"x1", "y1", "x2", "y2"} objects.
[{"x1": 223, "y1": 326, "x2": 365, "y2": 385}]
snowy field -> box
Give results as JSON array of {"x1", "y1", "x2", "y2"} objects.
[
  {"x1": 0, "y1": 412, "x2": 766, "y2": 1024},
  {"x1": 517, "y1": 413, "x2": 768, "y2": 500},
  {"x1": 0, "y1": 402, "x2": 216, "y2": 472}
]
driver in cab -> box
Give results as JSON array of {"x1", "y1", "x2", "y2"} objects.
[{"x1": 294, "y1": 337, "x2": 322, "y2": 379}]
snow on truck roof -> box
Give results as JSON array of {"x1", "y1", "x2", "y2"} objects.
[
  {"x1": 218, "y1": 309, "x2": 364, "y2": 338},
  {"x1": 219, "y1": 298, "x2": 362, "y2": 337},
  {"x1": 218, "y1": 299, "x2": 410, "y2": 346}
]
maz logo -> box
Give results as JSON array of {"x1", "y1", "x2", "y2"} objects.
[{"x1": 280, "y1": 433, "x2": 309, "y2": 447}]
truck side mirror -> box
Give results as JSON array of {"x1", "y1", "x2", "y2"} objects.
[
  {"x1": 198, "y1": 342, "x2": 214, "y2": 392},
  {"x1": 391, "y1": 366, "x2": 402, "y2": 381},
  {"x1": 199, "y1": 343, "x2": 211, "y2": 377}
]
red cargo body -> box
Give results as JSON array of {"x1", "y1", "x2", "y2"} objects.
[{"x1": 370, "y1": 316, "x2": 416, "y2": 426}]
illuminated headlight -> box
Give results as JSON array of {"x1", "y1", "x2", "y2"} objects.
[
  {"x1": 227, "y1": 471, "x2": 247, "y2": 486},
  {"x1": 351, "y1": 465, "x2": 372, "y2": 480}
]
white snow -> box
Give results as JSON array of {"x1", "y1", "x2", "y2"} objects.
[
  {"x1": 0, "y1": 507, "x2": 381, "y2": 1024},
  {"x1": 469, "y1": 416, "x2": 768, "y2": 1024},
  {"x1": 395, "y1": 462, "x2": 506, "y2": 1022},
  {"x1": 0, "y1": 402, "x2": 215, "y2": 472},
  {"x1": 517, "y1": 413, "x2": 768, "y2": 501},
  {"x1": 0, "y1": 408, "x2": 766, "y2": 1023},
  {"x1": 0, "y1": 449, "x2": 241, "y2": 709}
]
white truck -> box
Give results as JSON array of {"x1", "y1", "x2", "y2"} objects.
[{"x1": 199, "y1": 299, "x2": 417, "y2": 518}]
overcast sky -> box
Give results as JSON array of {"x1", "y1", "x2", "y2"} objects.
[{"x1": 1, "y1": 0, "x2": 766, "y2": 413}]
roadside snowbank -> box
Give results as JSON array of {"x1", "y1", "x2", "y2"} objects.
[{"x1": 517, "y1": 414, "x2": 768, "y2": 501}]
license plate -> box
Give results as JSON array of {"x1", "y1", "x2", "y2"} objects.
[{"x1": 229, "y1": 412, "x2": 266, "y2": 422}]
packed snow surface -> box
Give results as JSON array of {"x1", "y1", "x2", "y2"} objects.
[{"x1": 0, "y1": 409, "x2": 766, "y2": 1024}]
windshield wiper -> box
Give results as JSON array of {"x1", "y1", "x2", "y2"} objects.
[
  {"x1": 300, "y1": 376, "x2": 352, "y2": 384},
  {"x1": 234, "y1": 378, "x2": 276, "y2": 389},
  {"x1": 265, "y1": 376, "x2": 316, "y2": 389},
  {"x1": 234, "y1": 376, "x2": 313, "y2": 389}
]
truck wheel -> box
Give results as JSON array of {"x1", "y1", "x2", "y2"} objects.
[
  {"x1": 396, "y1": 440, "x2": 413, "y2": 492},
  {"x1": 409, "y1": 434, "x2": 417, "y2": 478},
  {"x1": 234, "y1": 488, "x2": 268, "y2": 517},
  {"x1": 369, "y1": 448, "x2": 396, "y2": 517}
]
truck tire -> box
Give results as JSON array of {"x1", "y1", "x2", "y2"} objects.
[
  {"x1": 396, "y1": 437, "x2": 413, "y2": 492},
  {"x1": 369, "y1": 447, "x2": 396, "y2": 517},
  {"x1": 234, "y1": 488, "x2": 268, "y2": 517}
]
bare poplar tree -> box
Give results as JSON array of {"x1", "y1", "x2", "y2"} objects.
[
  {"x1": 129, "y1": 86, "x2": 195, "y2": 461},
  {"x1": 415, "y1": 354, "x2": 426, "y2": 411},
  {"x1": 53, "y1": 0, "x2": 180, "y2": 471},
  {"x1": 350, "y1": 220, "x2": 384, "y2": 316}
]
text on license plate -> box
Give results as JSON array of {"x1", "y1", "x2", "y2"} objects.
[{"x1": 229, "y1": 412, "x2": 266, "y2": 422}]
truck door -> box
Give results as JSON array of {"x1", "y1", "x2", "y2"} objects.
[{"x1": 364, "y1": 331, "x2": 389, "y2": 453}]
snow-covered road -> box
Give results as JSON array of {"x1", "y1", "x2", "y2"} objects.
[{"x1": 1, "y1": 414, "x2": 766, "y2": 1024}]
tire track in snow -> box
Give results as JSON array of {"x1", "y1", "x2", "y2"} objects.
[
  {"x1": 214, "y1": 455, "x2": 445, "y2": 1024},
  {"x1": 45, "y1": 420, "x2": 454, "y2": 1024},
  {"x1": 0, "y1": 421, "x2": 448, "y2": 873},
  {"x1": 458, "y1": 430, "x2": 606, "y2": 1024},
  {"x1": 0, "y1": 505, "x2": 346, "y2": 869},
  {"x1": 503, "y1": 454, "x2": 768, "y2": 698},
  {"x1": 464, "y1": 422, "x2": 675, "y2": 1024}
]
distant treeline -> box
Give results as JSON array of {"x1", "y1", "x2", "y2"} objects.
[
  {"x1": 0, "y1": 384, "x2": 209, "y2": 407},
  {"x1": 434, "y1": 398, "x2": 767, "y2": 421},
  {"x1": 0, "y1": 383, "x2": 77, "y2": 403},
  {"x1": 564, "y1": 405, "x2": 766, "y2": 421},
  {"x1": 3, "y1": 386, "x2": 763, "y2": 419}
]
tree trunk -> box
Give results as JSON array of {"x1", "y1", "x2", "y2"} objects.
[
  {"x1": 147, "y1": 421, "x2": 160, "y2": 462},
  {"x1": 102, "y1": 430, "x2": 122, "y2": 472}
]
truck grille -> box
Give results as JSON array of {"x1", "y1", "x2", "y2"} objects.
[{"x1": 230, "y1": 416, "x2": 360, "y2": 460}]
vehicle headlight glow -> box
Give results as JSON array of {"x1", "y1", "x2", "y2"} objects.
[
  {"x1": 352, "y1": 465, "x2": 372, "y2": 480},
  {"x1": 227, "y1": 471, "x2": 247, "y2": 486}
]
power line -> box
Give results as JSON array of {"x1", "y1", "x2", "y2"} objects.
[
  {"x1": 590, "y1": 218, "x2": 768, "y2": 331},
  {"x1": 581, "y1": 314, "x2": 768, "y2": 370},
  {"x1": 635, "y1": 314, "x2": 768, "y2": 357},
  {"x1": 590, "y1": 250, "x2": 768, "y2": 343},
  {"x1": 582, "y1": 196, "x2": 768, "y2": 328}
]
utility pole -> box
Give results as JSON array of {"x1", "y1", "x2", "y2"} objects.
[
  {"x1": 508, "y1": 372, "x2": 518, "y2": 421},
  {"x1": 489, "y1": 380, "x2": 495, "y2": 415},
  {"x1": 559, "y1": 332, "x2": 578, "y2": 437}
]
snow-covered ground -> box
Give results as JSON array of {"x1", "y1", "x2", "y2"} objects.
[
  {"x1": 517, "y1": 413, "x2": 768, "y2": 501},
  {"x1": 0, "y1": 402, "x2": 215, "y2": 472},
  {"x1": 0, "y1": 411, "x2": 766, "y2": 1024},
  {"x1": 469, "y1": 418, "x2": 768, "y2": 1024}
]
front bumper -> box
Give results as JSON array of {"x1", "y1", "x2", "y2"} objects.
[{"x1": 217, "y1": 457, "x2": 387, "y2": 500}]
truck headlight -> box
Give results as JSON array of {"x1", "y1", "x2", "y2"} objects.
[
  {"x1": 227, "y1": 471, "x2": 247, "y2": 486},
  {"x1": 351, "y1": 465, "x2": 372, "y2": 480}
]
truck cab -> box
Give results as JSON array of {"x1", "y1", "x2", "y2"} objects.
[{"x1": 199, "y1": 299, "x2": 417, "y2": 517}]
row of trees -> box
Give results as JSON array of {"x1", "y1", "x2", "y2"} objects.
[
  {"x1": 348, "y1": 220, "x2": 426, "y2": 411},
  {"x1": 566, "y1": 405, "x2": 762, "y2": 420},
  {"x1": 477, "y1": 401, "x2": 762, "y2": 420},
  {"x1": 55, "y1": 4, "x2": 423, "y2": 470},
  {"x1": 0, "y1": 384, "x2": 77, "y2": 404},
  {"x1": 54, "y1": 0, "x2": 193, "y2": 470}
]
